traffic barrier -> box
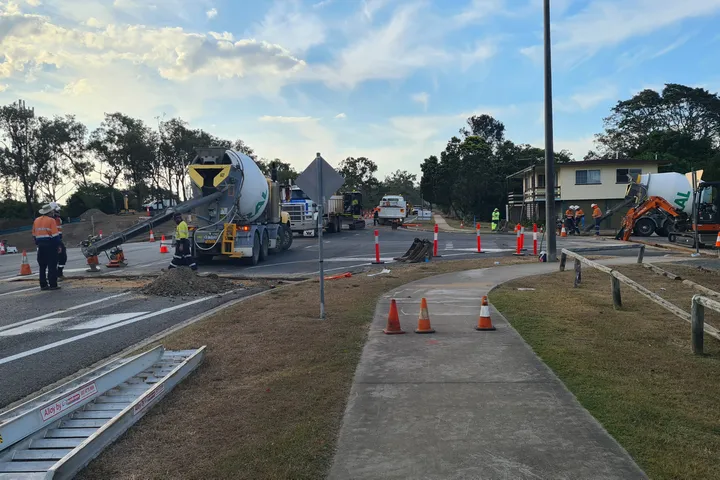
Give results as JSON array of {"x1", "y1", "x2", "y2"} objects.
[
  {"x1": 476, "y1": 223, "x2": 484, "y2": 253},
  {"x1": 433, "y1": 224, "x2": 441, "y2": 257},
  {"x1": 415, "y1": 297, "x2": 435, "y2": 334},
  {"x1": 513, "y1": 227, "x2": 524, "y2": 256},
  {"x1": 372, "y1": 229, "x2": 384, "y2": 264},
  {"x1": 533, "y1": 223, "x2": 538, "y2": 255},
  {"x1": 159, "y1": 235, "x2": 169, "y2": 254},
  {"x1": 383, "y1": 299, "x2": 405, "y2": 334},
  {"x1": 149, "y1": 230, "x2": 155, "y2": 242},
  {"x1": 475, "y1": 296, "x2": 496, "y2": 331},
  {"x1": 19, "y1": 250, "x2": 32, "y2": 275}
]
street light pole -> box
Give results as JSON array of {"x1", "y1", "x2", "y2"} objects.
[{"x1": 543, "y1": 0, "x2": 557, "y2": 262}]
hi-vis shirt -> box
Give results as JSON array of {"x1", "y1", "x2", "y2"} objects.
[
  {"x1": 176, "y1": 221, "x2": 189, "y2": 240},
  {"x1": 32, "y1": 215, "x2": 60, "y2": 246},
  {"x1": 55, "y1": 216, "x2": 63, "y2": 240},
  {"x1": 492, "y1": 210, "x2": 500, "y2": 221}
]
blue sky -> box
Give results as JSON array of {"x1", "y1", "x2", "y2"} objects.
[{"x1": 1, "y1": 0, "x2": 719, "y2": 180}]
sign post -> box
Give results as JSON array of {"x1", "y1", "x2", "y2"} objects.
[{"x1": 294, "y1": 153, "x2": 345, "y2": 319}]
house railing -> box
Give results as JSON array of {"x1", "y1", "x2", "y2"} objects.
[{"x1": 507, "y1": 186, "x2": 561, "y2": 205}]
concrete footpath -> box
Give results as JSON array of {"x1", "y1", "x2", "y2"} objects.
[{"x1": 329, "y1": 257, "x2": 664, "y2": 480}]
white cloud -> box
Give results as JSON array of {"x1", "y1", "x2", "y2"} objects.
[
  {"x1": 552, "y1": 136, "x2": 597, "y2": 161},
  {"x1": 249, "y1": 0, "x2": 326, "y2": 54},
  {"x1": 567, "y1": 84, "x2": 618, "y2": 111},
  {"x1": 334, "y1": 113, "x2": 346, "y2": 119},
  {"x1": 206, "y1": 7, "x2": 217, "y2": 19},
  {"x1": 411, "y1": 92, "x2": 429, "y2": 111},
  {"x1": 361, "y1": 0, "x2": 390, "y2": 21},
  {"x1": 460, "y1": 41, "x2": 497, "y2": 70},
  {"x1": 259, "y1": 115, "x2": 318, "y2": 123},
  {"x1": 0, "y1": 84, "x2": 9, "y2": 92},
  {"x1": 313, "y1": 0, "x2": 332, "y2": 8},
  {"x1": 61, "y1": 78, "x2": 92, "y2": 96},
  {"x1": 651, "y1": 35, "x2": 692, "y2": 58}
]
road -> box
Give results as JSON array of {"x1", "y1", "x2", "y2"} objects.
[{"x1": 0, "y1": 223, "x2": 673, "y2": 410}]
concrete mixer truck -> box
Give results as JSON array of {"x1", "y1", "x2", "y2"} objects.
[
  {"x1": 81, "y1": 147, "x2": 293, "y2": 266},
  {"x1": 616, "y1": 171, "x2": 720, "y2": 246}
]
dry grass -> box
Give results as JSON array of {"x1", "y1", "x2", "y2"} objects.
[
  {"x1": 491, "y1": 268, "x2": 720, "y2": 480},
  {"x1": 77, "y1": 255, "x2": 537, "y2": 480}
]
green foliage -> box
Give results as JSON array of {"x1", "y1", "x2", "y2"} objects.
[{"x1": 66, "y1": 182, "x2": 124, "y2": 218}]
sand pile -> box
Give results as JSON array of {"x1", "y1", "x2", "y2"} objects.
[
  {"x1": 79, "y1": 208, "x2": 109, "y2": 221},
  {"x1": 140, "y1": 267, "x2": 236, "y2": 297}
]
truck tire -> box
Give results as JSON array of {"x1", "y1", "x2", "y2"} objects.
[
  {"x1": 655, "y1": 226, "x2": 669, "y2": 237},
  {"x1": 247, "y1": 232, "x2": 261, "y2": 266},
  {"x1": 283, "y1": 223, "x2": 293, "y2": 250},
  {"x1": 633, "y1": 218, "x2": 655, "y2": 237},
  {"x1": 327, "y1": 221, "x2": 337, "y2": 234},
  {"x1": 259, "y1": 232, "x2": 269, "y2": 261}
]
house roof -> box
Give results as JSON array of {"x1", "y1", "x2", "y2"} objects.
[{"x1": 506, "y1": 157, "x2": 662, "y2": 179}]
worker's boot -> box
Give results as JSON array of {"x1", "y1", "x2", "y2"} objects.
[{"x1": 57, "y1": 267, "x2": 64, "y2": 280}]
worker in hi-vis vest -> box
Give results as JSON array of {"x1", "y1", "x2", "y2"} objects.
[
  {"x1": 491, "y1": 208, "x2": 500, "y2": 232},
  {"x1": 31, "y1": 204, "x2": 61, "y2": 290},
  {"x1": 591, "y1": 203, "x2": 602, "y2": 236},
  {"x1": 575, "y1": 206, "x2": 585, "y2": 230},
  {"x1": 169, "y1": 213, "x2": 197, "y2": 270}
]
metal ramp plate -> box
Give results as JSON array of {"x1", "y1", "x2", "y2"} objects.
[{"x1": 0, "y1": 348, "x2": 205, "y2": 480}]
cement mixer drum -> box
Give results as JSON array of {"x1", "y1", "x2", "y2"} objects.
[{"x1": 638, "y1": 172, "x2": 694, "y2": 215}]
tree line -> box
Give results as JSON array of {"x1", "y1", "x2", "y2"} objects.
[
  {"x1": 0, "y1": 101, "x2": 423, "y2": 221},
  {"x1": 420, "y1": 83, "x2": 720, "y2": 223}
]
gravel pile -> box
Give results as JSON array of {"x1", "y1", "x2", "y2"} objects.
[
  {"x1": 79, "y1": 208, "x2": 109, "y2": 221},
  {"x1": 140, "y1": 267, "x2": 236, "y2": 297}
]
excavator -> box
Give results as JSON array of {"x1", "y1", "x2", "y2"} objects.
[{"x1": 615, "y1": 171, "x2": 720, "y2": 247}]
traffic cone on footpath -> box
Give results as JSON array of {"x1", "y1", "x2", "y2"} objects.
[
  {"x1": 475, "y1": 296, "x2": 496, "y2": 331},
  {"x1": 19, "y1": 250, "x2": 32, "y2": 275},
  {"x1": 383, "y1": 299, "x2": 405, "y2": 334},
  {"x1": 159, "y1": 235, "x2": 169, "y2": 254},
  {"x1": 149, "y1": 230, "x2": 155, "y2": 242},
  {"x1": 561, "y1": 225, "x2": 567, "y2": 237},
  {"x1": 415, "y1": 298, "x2": 435, "y2": 333}
]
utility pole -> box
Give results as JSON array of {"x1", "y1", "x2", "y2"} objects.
[{"x1": 543, "y1": 0, "x2": 557, "y2": 262}]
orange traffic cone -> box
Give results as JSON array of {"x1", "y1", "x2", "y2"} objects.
[
  {"x1": 415, "y1": 297, "x2": 435, "y2": 334},
  {"x1": 561, "y1": 225, "x2": 567, "y2": 237},
  {"x1": 475, "y1": 296, "x2": 496, "y2": 331},
  {"x1": 159, "y1": 235, "x2": 169, "y2": 254},
  {"x1": 460, "y1": 221, "x2": 464, "y2": 229},
  {"x1": 715, "y1": 232, "x2": 720, "y2": 248},
  {"x1": 383, "y1": 299, "x2": 405, "y2": 334},
  {"x1": 149, "y1": 230, "x2": 155, "y2": 242},
  {"x1": 19, "y1": 250, "x2": 32, "y2": 275}
]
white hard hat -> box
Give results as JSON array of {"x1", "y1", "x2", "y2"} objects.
[
  {"x1": 38, "y1": 204, "x2": 55, "y2": 215},
  {"x1": 591, "y1": 203, "x2": 597, "y2": 207}
]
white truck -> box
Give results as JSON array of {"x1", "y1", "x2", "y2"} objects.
[
  {"x1": 281, "y1": 185, "x2": 344, "y2": 236},
  {"x1": 376, "y1": 195, "x2": 408, "y2": 225}
]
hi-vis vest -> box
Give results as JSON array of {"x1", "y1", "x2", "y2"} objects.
[
  {"x1": 32, "y1": 215, "x2": 60, "y2": 246},
  {"x1": 176, "y1": 221, "x2": 189, "y2": 240},
  {"x1": 492, "y1": 210, "x2": 500, "y2": 221}
]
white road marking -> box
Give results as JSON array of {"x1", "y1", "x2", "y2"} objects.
[
  {"x1": 0, "y1": 292, "x2": 131, "y2": 333},
  {"x1": 0, "y1": 317, "x2": 74, "y2": 337},
  {"x1": 0, "y1": 296, "x2": 212, "y2": 366},
  {"x1": 67, "y1": 312, "x2": 149, "y2": 330},
  {"x1": 0, "y1": 286, "x2": 40, "y2": 297}
]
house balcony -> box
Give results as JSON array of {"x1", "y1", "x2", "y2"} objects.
[{"x1": 507, "y1": 186, "x2": 561, "y2": 206}]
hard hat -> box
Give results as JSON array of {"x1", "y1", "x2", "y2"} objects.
[
  {"x1": 38, "y1": 204, "x2": 55, "y2": 215},
  {"x1": 591, "y1": 203, "x2": 597, "y2": 207}
]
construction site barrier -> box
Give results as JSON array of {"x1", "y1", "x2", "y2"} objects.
[
  {"x1": 476, "y1": 223, "x2": 484, "y2": 253},
  {"x1": 533, "y1": 223, "x2": 538, "y2": 256},
  {"x1": 433, "y1": 224, "x2": 440, "y2": 257},
  {"x1": 372, "y1": 230, "x2": 384, "y2": 264},
  {"x1": 394, "y1": 238, "x2": 433, "y2": 263}
]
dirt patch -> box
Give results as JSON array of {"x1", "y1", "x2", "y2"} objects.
[
  {"x1": 77, "y1": 256, "x2": 538, "y2": 480},
  {"x1": 79, "y1": 208, "x2": 109, "y2": 222},
  {"x1": 139, "y1": 267, "x2": 237, "y2": 297},
  {"x1": 492, "y1": 269, "x2": 720, "y2": 480}
]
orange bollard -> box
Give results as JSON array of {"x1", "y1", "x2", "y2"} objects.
[
  {"x1": 383, "y1": 299, "x2": 405, "y2": 334},
  {"x1": 19, "y1": 250, "x2": 32, "y2": 275},
  {"x1": 475, "y1": 296, "x2": 496, "y2": 331},
  {"x1": 415, "y1": 298, "x2": 435, "y2": 333}
]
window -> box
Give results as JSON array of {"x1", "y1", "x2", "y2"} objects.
[
  {"x1": 575, "y1": 169, "x2": 601, "y2": 185},
  {"x1": 616, "y1": 168, "x2": 642, "y2": 183},
  {"x1": 537, "y1": 174, "x2": 546, "y2": 188}
]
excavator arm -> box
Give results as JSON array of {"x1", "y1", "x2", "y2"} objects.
[{"x1": 617, "y1": 196, "x2": 681, "y2": 241}]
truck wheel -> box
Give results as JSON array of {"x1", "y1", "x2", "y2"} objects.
[
  {"x1": 247, "y1": 233, "x2": 261, "y2": 266},
  {"x1": 655, "y1": 226, "x2": 669, "y2": 237},
  {"x1": 282, "y1": 223, "x2": 293, "y2": 250},
  {"x1": 259, "y1": 233, "x2": 269, "y2": 261},
  {"x1": 327, "y1": 221, "x2": 336, "y2": 234},
  {"x1": 633, "y1": 218, "x2": 655, "y2": 237}
]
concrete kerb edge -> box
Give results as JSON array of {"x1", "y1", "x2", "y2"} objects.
[{"x1": 0, "y1": 278, "x2": 313, "y2": 415}]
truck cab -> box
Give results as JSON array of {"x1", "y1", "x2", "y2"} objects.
[{"x1": 376, "y1": 195, "x2": 408, "y2": 225}]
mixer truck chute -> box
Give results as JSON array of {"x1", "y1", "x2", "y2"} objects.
[{"x1": 81, "y1": 148, "x2": 293, "y2": 266}]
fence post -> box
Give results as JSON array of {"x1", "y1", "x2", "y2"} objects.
[
  {"x1": 637, "y1": 245, "x2": 645, "y2": 264},
  {"x1": 559, "y1": 251, "x2": 567, "y2": 271},
  {"x1": 611, "y1": 276, "x2": 622, "y2": 308},
  {"x1": 692, "y1": 295, "x2": 704, "y2": 355},
  {"x1": 574, "y1": 259, "x2": 582, "y2": 287}
]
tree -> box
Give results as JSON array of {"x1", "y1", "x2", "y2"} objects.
[
  {"x1": 257, "y1": 159, "x2": 298, "y2": 183},
  {"x1": 338, "y1": 156, "x2": 381, "y2": 204},
  {"x1": 460, "y1": 114, "x2": 506, "y2": 148},
  {"x1": 37, "y1": 115, "x2": 91, "y2": 202},
  {"x1": 66, "y1": 182, "x2": 124, "y2": 218},
  {"x1": 0, "y1": 101, "x2": 55, "y2": 218},
  {"x1": 420, "y1": 155, "x2": 440, "y2": 207},
  {"x1": 381, "y1": 170, "x2": 420, "y2": 204},
  {"x1": 595, "y1": 83, "x2": 720, "y2": 178}
]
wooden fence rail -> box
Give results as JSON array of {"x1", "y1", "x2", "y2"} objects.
[{"x1": 559, "y1": 248, "x2": 720, "y2": 352}]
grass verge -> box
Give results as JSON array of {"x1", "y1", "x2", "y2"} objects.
[
  {"x1": 491, "y1": 267, "x2": 720, "y2": 480},
  {"x1": 77, "y1": 255, "x2": 536, "y2": 480}
]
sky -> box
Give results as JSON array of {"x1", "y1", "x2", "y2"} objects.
[{"x1": 1, "y1": 0, "x2": 719, "y2": 180}]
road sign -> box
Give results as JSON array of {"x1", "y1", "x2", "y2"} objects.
[{"x1": 294, "y1": 155, "x2": 345, "y2": 204}]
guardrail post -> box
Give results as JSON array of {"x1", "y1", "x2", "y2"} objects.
[
  {"x1": 574, "y1": 259, "x2": 581, "y2": 287},
  {"x1": 637, "y1": 245, "x2": 645, "y2": 263},
  {"x1": 559, "y1": 251, "x2": 567, "y2": 271},
  {"x1": 692, "y1": 295, "x2": 704, "y2": 355},
  {"x1": 611, "y1": 276, "x2": 622, "y2": 309}
]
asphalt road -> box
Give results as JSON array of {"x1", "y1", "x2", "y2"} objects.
[{"x1": 0, "y1": 223, "x2": 674, "y2": 411}]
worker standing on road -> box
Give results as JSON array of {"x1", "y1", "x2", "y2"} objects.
[
  {"x1": 565, "y1": 206, "x2": 575, "y2": 234},
  {"x1": 31, "y1": 204, "x2": 61, "y2": 291},
  {"x1": 373, "y1": 209, "x2": 379, "y2": 226},
  {"x1": 52, "y1": 204, "x2": 67, "y2": 280},
  {"x1": 575, "y1": 206, "x2": 585, "y2": 231},
  {"x1": 571, "y1": 206, "x2": 581, "y2": 235},
  {"x1": 169, "y1": 213, "x2": 197, "y2": 271},
  {"x1": 491, "y1": 208, "x2": 500, "y2": 232},
  {"x1": 592, "y1": 203, "x2": 602, "y2": 236}
]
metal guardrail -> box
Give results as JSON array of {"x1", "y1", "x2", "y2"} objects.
[{"x1": 0, "y1": 346, "x2": 205, "y2": 479}]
